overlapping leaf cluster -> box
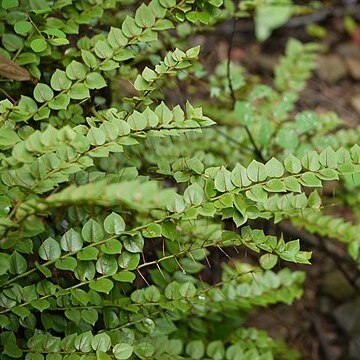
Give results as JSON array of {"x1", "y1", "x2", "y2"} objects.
[{"x1": 1, "y1": 0, "x2": 360, "y2": 359}]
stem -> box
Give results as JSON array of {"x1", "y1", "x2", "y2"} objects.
[{"x1": 226, "y1": 16, "x2": 265, "y2": 162}]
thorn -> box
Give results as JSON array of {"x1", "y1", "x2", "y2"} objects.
[
  {"x1": 217, "y1": 245, "x2": 232, "y2": 261},
  {"x1": 204, "y1": 251, "x2": 211, "y2": 269},
  {"x1": 156, "y1": 262, "x2": 166, "y2": 279},
  {"x1": 187, "y1": 250, "x2": 196, "y2": 263},
  {"x1": 137, "y1": 269, "x2": 150, "y2": 286},
  {"x1": 174, "y1": 256, "x2": 186, "y2": 274}
]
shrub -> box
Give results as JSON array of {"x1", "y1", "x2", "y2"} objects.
[{"x1": 0, "y1": 1, "x2": 359, "y2": 359}]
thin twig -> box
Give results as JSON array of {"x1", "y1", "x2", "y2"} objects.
[{"x1": 226, "y1": 17, "x2": 265, "y2": 162}]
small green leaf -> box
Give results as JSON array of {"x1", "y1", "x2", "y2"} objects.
[
  {"x1": 260, "y1": 253, "x2": 278, "y2": 269},
  {"x1": 61, "y1": 228, "x2": 83, "y2": 252},
  {"x1": 284, "y1": 154, "x2": 302, "y2": 174},
  {"x1": 0, "y1": 314, "x2": 10, "y2": 327},
  {"x1": 9, "y1": 251, "x2": 27, "y2": 274},
  {"x1": 35, "y1": 262, "x2": 52, "y2": 278},
  {"x1": 231, "y1": 163, "x2": 252, "y2": 187},
  {"x1": 82, "y1": 219, "x2": 104, "y2": 243},
  {"x1": 108, "y1": 27, "x2": 128, "y2": 48},
  {"x1": 89, "y1": 278, "x2": 114, "y2": 294},
  {"x1": 12, "y1": 305, "x2": 31, "y2": 319},
  {"x1": 214, "y1": 167, "x2": 235, "y2": 192},
  {"x1": 135, "y1": 4, "x2": 155, "y2": 28},
  {"x1": 0, "y1": 129, "x2": 21, "y2": 147},
  {"x1": 82, "y1": 308, "x2": 98, "y2": 325},
  {"x1": 300, "y1": 172, "x2": 322, "y2": 187},
  {"x1": 87, "y1": 126, "x2": 106, "y2": 146},
  {"x1": 112, "y1": 271, "x2": 136, "y2": 283},
  {"x1": 71, "y1": 288, "x2": 90, "y2": 305},
  {"x1": 127, "y1": 110, "x2": 147, "y2": 131},
  {"x1": 179, "y1": 282, "x2": 196, "y2": 298},
  {"x1": 263, "y1": 179, "x2": 286, "y2": 192},
  {"x1": 55, "y1": 257, "x2": 77, "y2": 271},
  {"x1": 247, "y1": 160, "x2": 267, "y2": 182},
  {"x1": 319, "y1": 147, "x2": 338, "y2": 168},
  {"x1": 186, "y1": 340, "x2": 205, "y2": 360},
  {"x1": 113, "y1": 343, "x2": 134, "y2": 360},
  {"x1": 33, "y1": 83, "x2": 54, "y2": 103},
  {"x1": 123, "y1": 234, "x2": 144, "y2": 253},
  {"x1": 96, "y1": 255, "x2": 118, "y2": 275},
  {"x1": 101, "y1": 239, "x2": 122, "y2": 254},
  {"x1": 207, "y1": 341, "x2": 225, "y2": 360},
  {"x1": 265, "y1": 157, "x2": 285, "y2": 178},
  {"x1": 118, "y1": 252, "x2": 140, "y2": 270},
  {"x1": 94, "y1": 40, "x2": 113, "y2": 58},
  {"x1": 38, "y1": 237, "x2": 61, "y2": 260},
  {"x1": 85, "y1": 72, "x2": 107, "y2": 89},
  {"x1": 159, "y1": 0, "x2": 176, "y2": 7},
  {"x1": 91, "y1": 333, "x2": 111, "y2": 352},
  {"x1": 3, "y1": 343, "x2": 22, "y2": 358},
  {"x1": 14, "y1": 21, "x2": 32, "y2": 34},
  {"x1": 142, "y1": 223, "x2": 162, "y2": 238},
  {"x1": 30, "y1": 38, "x2": 47, "y2": 52},
  {"x1": 308, "y1": 190, "x2": 321, "y2": 208},
  {"x1": 78, "y1": 247, "x2": 99, "y2": 261},
  {"x1": 184, "y1": 183, "x2": 204, "y2": 206},
  {"x1": 30, "y1": 298, "x2": 50, "y2": 312},
  {"x1": 134, "y1": 76, "x2": 150, "y2": 91},
  {"x1": 122, "y1": 16, "x2": 142, "y2": 37},
  {"x1": 104, "y1": 212, "x2": 125, "y2": 235},
  {"x1": 134, "y1": 343, "x2": 155, "y2": 358},
  {"x1": 97, "y1": 351, "x2": 112, "y2": 360},
  {"x1": 48, "y1": 94, "x2": 70, "y2": 110},
  {"x1": 66, "y1": 60, "x2": 87, "y2": 80},
  {"x1": 50, "y1": 69, "x2": 72, "y2": 91},
  {"x1": 234, "y1": 100, "x2": 253, "y2": 125},
  {"x1": 74, "y1": 331, "x2": 93, "y2": 352},
  {"x1": 81, "y1": 49, "x2": 98, "y2": 68},
  {"x1": 0, "y1": 253, "x2": 10, "y2": 275},
  {"x1": 68, "y1": 83, "x2": 90, "y2": 100},
  {"x1": 302, "y1": 151, "x2": 320, "y2": 171}
]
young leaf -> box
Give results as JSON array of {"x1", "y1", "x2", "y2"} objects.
[{"x1": 89, "y1": 278, "x2": 114, "y2": 294}]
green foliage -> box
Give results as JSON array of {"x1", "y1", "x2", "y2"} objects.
[
  {"x1": 240, "y1": 0, "x2": 295, "y2": 41},
  {"x1": 238, "y1": 0, "x2": 317, "y2": 42},
  {"x1": 0, "y1": 1, "x2": 359, "y2": 359}
]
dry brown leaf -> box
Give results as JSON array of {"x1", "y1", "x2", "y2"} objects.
[{"x1": 0, "y1": 55, "x2": 31, "y2": 81}]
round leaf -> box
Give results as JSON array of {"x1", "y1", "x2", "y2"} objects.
[
  {"x1": 113, "y1": 343, "x2": 134, "y2": 360},
  {"x1": 91, "y1": 333, "x2": 111, "y2": 352},
  {"x1": 33, "y1": 83, "x2": 54, "y2": 103},
  {"x1": 104, "y1": 212, "x2": 125, "y2": 235},
  {"x1": 260, "y1": 253, "x2": 278, "y2": 270},
  {"x1": 89, "y1": 278, "x2": 114, "y2": 294},
  {"x1": 30, "y1": 38, "x2": 47, "y2": 52},
  {"x1": 38, "y1": 237, "x2": 61, "y2": 261},
  {"x1": 61, "y1": 229, "x2": 83, "y2": 252}
]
